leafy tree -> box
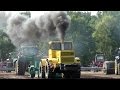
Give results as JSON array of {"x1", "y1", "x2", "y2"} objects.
[
  {"x1": 0, "y1": 29, "x2": 15, "y2": 61},
  {"x1": 67, "y1": 11, "x2": 96, "y2": 66},
  {"x1": 92, "y1": 15, "x2": 114, "y2": 60}
]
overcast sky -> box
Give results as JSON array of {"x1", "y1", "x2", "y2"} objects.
[{"x1": 5, "y1": 11, "x2": 98, "y2": 18}]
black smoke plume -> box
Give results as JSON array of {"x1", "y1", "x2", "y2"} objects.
[{"x1": 6, "y1": 11, "x2": 71, "y2": 47}]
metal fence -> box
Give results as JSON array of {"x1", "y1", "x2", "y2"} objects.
[{"x1": 81, "y1": 67, "x2": 103, "y2": 71}]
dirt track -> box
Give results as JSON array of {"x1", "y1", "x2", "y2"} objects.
[
  {"x1": 0, "y1": 71, "x2": 120, "y2": 79},
  {"x1": 0, "y1": 71, "x2": 31, "y2": 79},
  {"x1": 81, "y1": 71, "x2": 120, "y2": 79}
]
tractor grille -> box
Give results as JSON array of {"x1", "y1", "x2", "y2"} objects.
[
  {"x1": 61, "y1": 52, "x2": 74, "y2": 56},
  {"x1": 61, "y1": 57, "x2": 74, "y2": 64}
]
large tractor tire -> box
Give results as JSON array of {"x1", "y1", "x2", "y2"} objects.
[
  {"x1": 45, "y1": 61, "x2": 49, "y2": 79},
  {"x1": 17, "y1": 58, "x2": 26, "y2": 75},
  {"x1": 39, "y1": 61, "x2": 45, "y2": 79},
  {"x1": 63, "y1": 72, "x2": 71, "y2": 79},
  {"x1": 63, "y1": 70, "x2": 80, "y2": 79},
  {"x1": 39, "y1": 60, "x2": 50, "y2": 79},
  {"x1": 71, "y1": 65, "x2": 81, "y2": 79},
  {"x1": 48, "y1": 69, "x2": 56, "y2": 79},
  {"x1": 48, "y1": 62, "x2": 56, "y2": 79},
  {"x1": 71, "y1": 71, "x2": 80, "y2": 78},
  {"x1": 42, "y1": 67, "x2": 45, "y2": 78}
]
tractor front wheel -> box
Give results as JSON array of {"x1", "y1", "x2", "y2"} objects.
[{"x1": 45, "y1": 61, "x2": 49, "y2": 79}]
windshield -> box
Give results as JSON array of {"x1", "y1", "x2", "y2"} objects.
[
  {"x1": 64, "y1": 42, "x2": 72, "y2": 50},
  {"x1": 50, "y1": 43, "x2": 61, "y2": 50},
  {"x1": 97, "y1": 56, "x2": 104, "y2": 59},
  {"x1": 21, "y1": 47, "x2": 38, "y2": 56},
  {"x1": 50, "y1": 42, "x2": 72, "y2": 50},
  {"x1": 96, "y1": 55, "x2": 104, "y2": 61}
]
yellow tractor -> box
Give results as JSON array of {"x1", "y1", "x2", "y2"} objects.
[{"x1": 39, "y1": 41, "x2": 81, "y2": 79}]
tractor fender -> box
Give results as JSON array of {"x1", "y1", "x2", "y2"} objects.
[{"x1": 41, "y1": 59, "x2": 48, "y2": 66}]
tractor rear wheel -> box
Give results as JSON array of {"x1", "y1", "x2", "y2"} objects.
[
  {"x1": 42, "y1": 67, "x2": 45, "y2": 78},
  {"x1": 48, "y1": 70, "x2": 56, "y2": 79},
  {"x1": 63, "y1": 71, "x2": 80, "y2": 79},
  {"x1": 71, "y1": 71, "x2": 80, "y2": 78},
  {"x1": 18, "y1": 58, "x2": 26, "y2": 75},
  {"x1": 45, "y1": 61, "x2": 49, "y2": 79},
  {"x1": 63, "y1": 72, "x2": 71, "y2": 78},
  {"x1": 39, "y1": 61, "x2": 45, "y2": 79},
  {"x1": 39, "y1": 61, "x2": 42, "y2": 78}
]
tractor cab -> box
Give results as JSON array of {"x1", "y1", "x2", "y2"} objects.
[
  {"x1": 94, "y1": 53, "x2": 105, "y2": 67},
  {"x1": 95, "y1": 54, "x2": 105, "y2": 62},
  {"x1": 49, "y1": 41, "x2": 73, "y2": 50},
  {"x1": 19, "y1": 46, "x2": 39, "y2": 57},
  {"x1": 48, "y1": 41, "x2": 75, "y2": 64}
]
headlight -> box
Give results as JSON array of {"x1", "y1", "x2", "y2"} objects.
[{"x1": 75, "y1": 57, "x2": 80, "y2": 59}]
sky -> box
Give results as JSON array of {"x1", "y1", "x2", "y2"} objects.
[{"x1": 5, "y1": 11, "x2": 98, "y2": 18}]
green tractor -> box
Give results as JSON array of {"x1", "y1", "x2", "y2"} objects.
[{"x1": 15, "y1": 46, "x2": 40, "y2": 78}]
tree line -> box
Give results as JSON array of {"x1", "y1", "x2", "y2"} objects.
[{"x1": 65, "y1": 11, "x2": 120, "y2": 66}]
